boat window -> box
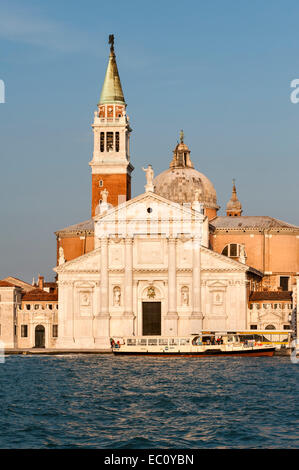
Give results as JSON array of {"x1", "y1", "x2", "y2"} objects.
[
  {"x1": 137, "y1": 339, "x2": 147, "y2": 346},
  {"x1": 169, "y1": 338, "x2": 178, "y2": 345},
  {"x1": 127, "y1": 339, "x2": 136, "y2": 346},
  {"x1": 148, "y1": 339, "x2": 157, "y2": 346},
  {"x1": 279, "y1": 334, "x2": 289, "y2": 342},
  {"x1": 202, "y1": 336, "x2": 214, "y2": 344},
  {"x1": 180, "y1": 338, "x2": 190, "y2": 345},
  {"x1": 159, "y1": 339, "x2": 168, "y2": 345}
]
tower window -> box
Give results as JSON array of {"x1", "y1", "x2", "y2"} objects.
[
  {"x1": 100, "y1": 132, "x2": 105, "y2": 152},
  {"x1": 115, "y1": 132, "x2": 119, "y2": 152},
  {"x1": 106, "y1": 132, "x2": 113, "y2": 151},
  {"x1": 99, "y1": 180, "x2": 103, "y2": 187}
]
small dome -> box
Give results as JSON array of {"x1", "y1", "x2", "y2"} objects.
[{"x1": 226, "y1": 198, "x2": 242, "y2": 211}]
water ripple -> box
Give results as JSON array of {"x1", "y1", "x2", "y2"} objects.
[{"x1": 0, "y1": 355, "x2": 298, "y2": 448}]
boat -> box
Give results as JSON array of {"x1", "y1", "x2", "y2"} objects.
[{"x1": 112, "y1": 333, "x2": 276, "y2": 357}]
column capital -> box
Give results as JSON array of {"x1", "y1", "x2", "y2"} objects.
[
  {"x1": 124, "y1": 236, "x2": 134, "y2": 244},
  {"x1": 99, "y1": 236, "x2": 109, "y2": 245}
]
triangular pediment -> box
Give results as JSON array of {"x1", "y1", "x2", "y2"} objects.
[
  {"x1": 259, "y1": 310, "x2": 283, "y2": 320},
  {"x1": 201, "y1": 246, "x2": 249, "y2": 272},
  {"x1": 94, "y1": 191, "x2": 205, "y2": 239},
  {"x1": 94, "y1": 191, "x2": 203, "y2": 222},
  {"x1": 54, "y1": 248, "x2": 100, "y2": 273}
]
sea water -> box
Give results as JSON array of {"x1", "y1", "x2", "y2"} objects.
[{"x1": 0, "y1": 355, "x2": 298, "y2": 448}]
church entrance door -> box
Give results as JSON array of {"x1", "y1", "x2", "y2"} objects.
[
  {"x1": 35, "y1": 325, "x2": 45, "y2": 348},
  {"x1": 142, "y1": 302, "x2": 161, "y2": 336}
]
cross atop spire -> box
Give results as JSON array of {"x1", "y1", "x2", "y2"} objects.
[
  {"x1": 109, "y1": 34, "x2": 114, "y2": 52},
  {"x1": 180, "y1": 129, "x2": 184, "y2": 143}
]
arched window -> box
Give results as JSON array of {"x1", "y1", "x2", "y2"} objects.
[
  {"x1": 221, "y1": 243, "x2": 246, "y2": 259},
  {"x1": 265, "y1": 324, "x2": 276, "y2": 330}
]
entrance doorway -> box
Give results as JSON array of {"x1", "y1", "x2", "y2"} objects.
[
  {"x1": 142, "y1": 302, "x2": 161, "y2": 335},
  {"x1": 35, "y1": 325, "x2": 45, "y2": 348}
]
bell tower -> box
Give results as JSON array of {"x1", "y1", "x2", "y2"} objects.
[
  {"x1": 89, "y1": 35, "x2": 134, "y2": 217},
  {"x1": 226, "y1": 179, "x2": 243, "y2": 216}
]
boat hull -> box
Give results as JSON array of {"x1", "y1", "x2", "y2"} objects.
[{"x1": 113, "y1": 347, "x2": 276, "y2": 357}]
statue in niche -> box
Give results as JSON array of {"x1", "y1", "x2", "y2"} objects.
[
  {"x1": 58, "y1": 246, "x2": 65, "y2": 265},
  {"x1": 81, "y1": 293, "x2": 90, "y2": 306},
  {"x1": 181, "y1": 286, "x2": 189, "y2": 306},
  {"x1": 113, "y1": 287, "x2": 121, "y2": 306}
]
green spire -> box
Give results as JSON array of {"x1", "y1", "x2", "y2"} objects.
[{"x1": 98, "y1": 35, "x2": 125, "y2": 105}]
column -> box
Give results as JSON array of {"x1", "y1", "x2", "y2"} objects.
[
  {"x1": 100, "y1": 237, "x2": 109, "y2": 315},
  {"x1": 97, "y1": 237, "x2": 110, "y2": 348},
  {"x1": 191, "y1": 235, "x2": 203, "y2": 332},
  {"x1": 165, "y1": 237, "x2": 178, "y2": 335},
  {"x1": 123, "y1": 237, "x2": 134, "y2": 336}
]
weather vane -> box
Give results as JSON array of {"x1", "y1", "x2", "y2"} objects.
[{"x1": 109, "y1": 34, "x2": 114, "y2": 52}]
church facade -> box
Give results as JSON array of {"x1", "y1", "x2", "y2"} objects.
[{"x1": 55, "y1": 191, "x2": 261, "y2": 349}]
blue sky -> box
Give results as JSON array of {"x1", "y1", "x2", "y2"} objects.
[{"x1": 0, "y1": 0, "x2": 299, "y2": 282}]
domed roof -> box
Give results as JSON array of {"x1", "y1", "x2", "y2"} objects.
[
  {"x1": 153, "y1": 132, "x2": 219, "y2": 209},
  {"x1": 154, "y1": 167, "x2": 218, "y2": 208}
]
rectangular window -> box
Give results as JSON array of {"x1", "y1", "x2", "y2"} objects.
[
  {"x1": 52, "y1": 325, "x2": 58, "y2": 338},
  {"x1": 106, "y1": 132, "x2": 113, "y2": 151},
  {"x1": 159, "y1": 339, "x2": 168, "y2": 345},
  {"x1": 137, "y1": 338, "x2": 146, "y2": 346},
  {"x1": 115, "y1": 132, "x2": 119, "y2": 152},
  {"x1": 250, "y1": 325, "x2": 258, "y2": 330},
  {"x1": 21, "y1": 325, "x2": 28, "y2": 337},
  {"x1": 283, "y1": 325, "x2": 291, "y2": 330},
  {"x1": 14, "y1": 325, "x2": 17, "y2": 336},
  {"x1": 148, "y1": 339, "x2": 157, "y2": 346},
  {"x1": 100, "y1": 132, "x2": 105, "y2": 152},
  {"x1": 280, "y1": 277, "x2": 289, "y2": 291}
]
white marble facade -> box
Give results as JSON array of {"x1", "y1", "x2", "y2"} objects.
[{"x1": 54, "y1": 192, "x2": 249, "y2": 349}]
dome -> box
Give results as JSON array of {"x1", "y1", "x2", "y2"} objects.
[
  {"x1": 226, "y1": 198, "x2": 242, "y2": 211},
  {"x1": 154, "y1": 167, "x2": 218, "y2": 208},
  {"x1": 153, "y1": 132, "x2": 219, "y2": 211}
]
